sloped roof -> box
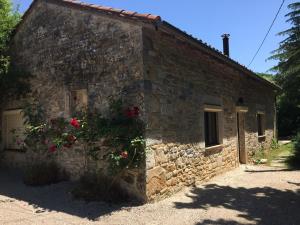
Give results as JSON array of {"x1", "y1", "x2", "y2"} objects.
[
  {"x1": 52, "y1": 0, "x2": 161, "y2": 22},
  {"x1": 13, "y1": 0, "x2": 280, "y2": 91},
  {"x1": 160, "y1": 21, "x2": 281, "y2": 91}
]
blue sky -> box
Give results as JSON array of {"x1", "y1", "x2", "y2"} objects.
[{"x1": 12, "y1": 0, "x2": 293, "y2": 74}]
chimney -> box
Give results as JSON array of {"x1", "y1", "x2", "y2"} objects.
[{"x1": 221, "y1": 34, "x2": 230, "y2": 57}]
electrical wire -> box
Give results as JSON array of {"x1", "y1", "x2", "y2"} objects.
[{"x1": 248, "y1": 0, "x2": 286, "y2": 67}]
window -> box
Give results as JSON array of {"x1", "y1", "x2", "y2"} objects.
[
  {"x1": 203, "y1": 104, "x2": 223, "y2": 148},
  {"x1": 205, "y1": 112, "x2": 219, "y2": 147},
  {"x1": 70, "y1": 89, "x2": 88, "y2": 112},
  {"x1": 257, "y1": 113, "x2": 265, "y2": 136},
  {"x1": 2, "y1": 110, "x2": 25, "y2": 150}
]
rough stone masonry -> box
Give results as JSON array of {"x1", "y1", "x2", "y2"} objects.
[{"x1": 0, "y1": 0, "x2": 279, "y2": 202}]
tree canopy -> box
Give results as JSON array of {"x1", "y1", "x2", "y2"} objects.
[
  {"x1": 0, "y1": 0, "x2": 31, "y2": 100},
  {"x1": 270, "y1": 2, "x2": 300, "y2": 137},
  {"x1": 256, "y1": 73, "x2": 276, "y2": 84},
  {"x1": 0, "y1": 0, "x2": 20, "y2": 75}
]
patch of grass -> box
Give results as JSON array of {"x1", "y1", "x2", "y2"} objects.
[
  {"x1": 253, "y1": 147, "x2": 267, "y2": 164},
  {"x1": 254, "y1": 142, "x2": 294, "y2": 166},
  {"x1": 286, "y1": 135, "x2": 300, "y2": 169},
  {"x1": 267, "y1": 143, "x2": 293, "y2": 165}
]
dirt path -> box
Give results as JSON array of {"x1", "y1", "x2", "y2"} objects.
[{"x1": 0, "y1": 166, "x2": 299, "y2": 225}]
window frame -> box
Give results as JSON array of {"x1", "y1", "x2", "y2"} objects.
[
  {"x1": 203, "y1": 105, "x2": 223, "y2": 149},
  {"x1": 257, "y1": 111, "x2": 265, "y2": 138},
  {"x1": 70, "y1": 89, "x2": 88, "y2": 113},
  {"x1": 204, "y1": 111, "x2": 219, "y2": 147}
]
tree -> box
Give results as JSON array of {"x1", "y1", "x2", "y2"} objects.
[
  {"x1": 0, "y1": 0, "x2": 30, "y2": 101},
  {"x1": 269, "y1": 2, "x2": 300, "y2": 137},
  {"x1": 0, "y1": 0, "x2": 20, "y2": 75},
  {"x1": 256, "y1": 73, "x2": 276, "y2": 83}
]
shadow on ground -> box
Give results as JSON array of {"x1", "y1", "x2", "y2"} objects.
[
  {"x1": 175, "y1": 184, "x2": 300, "y2": 225},
  {"x1": 0, "y1": 169, "x2": 133, "y2": 220},
  {"x1": 285, "y1": 154, "x2": 300, "y2": 170},
  {"x1": 244, "y1": 168, "x2": 293, "y2": 173},
  {"x1": 195, "y1": 219, "x2": 247, "y2": 225}
]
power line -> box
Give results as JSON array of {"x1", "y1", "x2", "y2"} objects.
[{"x1": 248, "y1": 0, "x2": 286, "y2": 67}]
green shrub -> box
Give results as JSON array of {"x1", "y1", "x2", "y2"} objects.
[
  {"x1": 72, "y1": 172, "x2": 131, "y2": 203},
  {"x1": 277, "y1": 100, "x2": 300, "y2": 137},
  {"x1": 253, "y1": 147, "x2": 267, "y2": 164},
  {"x1": 23, "y1": 161, "x2": 68, "y2": 186},
  {"x1": 270, "y1": 138, "x2": 279, "y2": 150},
  {"x1": 286, "y1": 133, "x2": 300, "y2": 169},
  {"x1": 293, "y1": 133, "x2": 300, "y2": 161}
]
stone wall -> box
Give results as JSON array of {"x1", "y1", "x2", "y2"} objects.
[
  {"x1": 142, "y1": 27, "x2": 276, "y2": 201},
  {"x1": 0, "y1": 0, "x2": 277, "y2": 203},
  {"x1": 0, "y1": 0, "x2": 146, "y2": 199}
]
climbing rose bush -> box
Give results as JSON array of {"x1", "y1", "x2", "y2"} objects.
[
  {"x1": 24, "y1": 117, "x2": 81, "y2": 153},
  {"x1": 23, "y1": 99, "x2": 145, "y2": 174}
]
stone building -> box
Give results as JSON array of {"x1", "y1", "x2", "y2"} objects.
[{"x1": 0, "y1": 0, "x2": 280, "y2": 201}]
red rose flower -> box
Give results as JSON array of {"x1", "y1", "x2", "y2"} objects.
[
  {"x1": 120, "y1": 151, "x2": 128, "y2": 159},
  {"x1": 49, "y1": 145, "x2": 57, "y2": 152},
  {"x1": 124, "y1": 107, "x2": 140, "y2": 118},
  {"x1": 133, "y1": 107, "x2": 140, "y2": 116},
  {"x1": 70, "y1": 118, "x2": 80, "y2": 129},
  {"x1": 125, "y1": 108, "x2": 134, "y2": 118}
]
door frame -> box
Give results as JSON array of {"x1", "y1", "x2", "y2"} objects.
[{"x1": 236, "y1": 106, "x2": 248, "y2": 164}]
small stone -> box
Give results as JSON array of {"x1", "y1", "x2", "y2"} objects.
[
  {"x1": 260, "y1": 159, "x2": 268, "y2": 164},
  {"x1": 166, "y1": 172, "x2": 173, "y2": 180}
]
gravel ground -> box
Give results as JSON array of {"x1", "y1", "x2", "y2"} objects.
[{"x1": 0, "y1": 165, "x2": 299, "y2": 225}]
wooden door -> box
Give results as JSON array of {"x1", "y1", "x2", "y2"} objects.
[{"x1": 237, "y1": 112, "x2": 247, "y2": 164}]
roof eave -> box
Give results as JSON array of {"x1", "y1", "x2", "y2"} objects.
[
  {"x1": 10, "y1": 0, "x2": 161, "y2": 42},
  {"x1": 158, "y1": 21, "x2": 281, "y2": 92}
]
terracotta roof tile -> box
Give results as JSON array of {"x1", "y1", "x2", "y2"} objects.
[
  {"x1": 122, "y1": 10, "x2": 137, "y2": 17},
  {"x1": 59, "y1": 0, "x2": 161, "y2": 22}
]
